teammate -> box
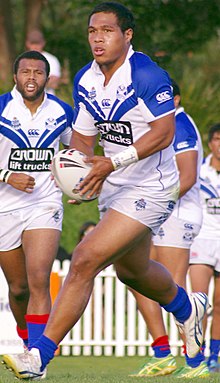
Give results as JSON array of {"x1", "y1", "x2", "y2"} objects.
[
  {"x1": 2, "y1": 3, "x2": 208, "y2": 379},
  {"x1": 0, "y1": 50, "x2": 73, "y2": 376},
  {"x1": 130, "y1": 80, "x2": 209, "y2": 378},
  {"x1": 189, "y1": 123, "x2": 220, "y2": 372},
  {"x1": 26, "y1": 30, "x2": 61, "y2": 95}
]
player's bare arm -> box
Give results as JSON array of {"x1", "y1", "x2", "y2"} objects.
[
  {"x1": 7, "y1": 172, "x2": 35, "y2": 193},
  {"x1": 176, "y1": 150, "x2": 198, "y2": 198}
]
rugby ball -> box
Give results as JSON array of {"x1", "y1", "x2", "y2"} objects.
[{"x1": 51, "y1": 149, "x2": 97, "y2": 202}]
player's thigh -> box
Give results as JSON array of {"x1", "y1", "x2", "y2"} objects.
[
  {"x1": 189, "y1": 264, "x2": 213, "y2": 293},
  {"x1": 0, "y1": 246, "x2": 28, "y2": 288},
  {"x1": 73, "y1": 208, "x2": 150, "y2": 274}
]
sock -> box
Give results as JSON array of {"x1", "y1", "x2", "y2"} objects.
[
  {"x1": 152, "y1": 335, "x2": 170, "y2": 358},
  {"x1": 33, "y1": 335, "x2": 58, "y2": 371},
  {"x1": 161, "y1": 285, "x2": 192, "y2": 324},
  {"x1": 25, "y1": 314, "x2": 49, "y2": 349},
  {"x1": 185, "y1": 352, "x2": 205, "y2": 367},
  {"x1": 17, "y1": 326, "x2": 29, "y2": 348},
  {"x1": 201, "y1": 341, "x2": 206, "y2": 356},
  {"x1": 208, "y1": 339, "x2": 220, "y2": 366}
]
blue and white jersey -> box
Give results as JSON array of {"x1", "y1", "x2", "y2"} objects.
[
  {"x1": 172, "y1": 106, "x2": 203, "y2": 225},
  {"x1": 0, "y1": 87, "x2": 73, "y2": 212},
  {"x1": 73, "y1": 46, "x2": 178, "y2": 190},
  {"x1": 197, "y1": 154, "x2": 220, "y2": 238}
]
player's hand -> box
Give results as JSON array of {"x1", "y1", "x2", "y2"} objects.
[
  {"x1": 79, "y1": 155, "x2": 113, "y2": 199},
  {"x1": 7, "y1": 172, "x2": 35, "y2": 193},
  {"x1": 67, "y1": 199, "x2": 82, "y2": 205}
]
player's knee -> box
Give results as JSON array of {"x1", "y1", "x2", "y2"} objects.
[
  {"x1": 9, "y1": 282, "x2": 29, "y2": 302},
  {"x1": 69, "y1": 245, "x2": 99, "y2": 279}
]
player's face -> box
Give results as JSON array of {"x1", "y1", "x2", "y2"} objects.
[
  {"x1": 88, "y1": 12, "x2": 133, "y2": 74},
  {"x1": 14, "y1": 59, "x2": 48, "y2": 102},
  {"x1": 209, "y1": 131, "x2": 220, "y2": 160}
]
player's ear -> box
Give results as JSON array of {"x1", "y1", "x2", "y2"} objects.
[
  {"x1": 13, "y1": 74, "x2": 17, "y2": 84},
  {"x1": 124, "y1": 28, "x2": 133, "y2": 44}
]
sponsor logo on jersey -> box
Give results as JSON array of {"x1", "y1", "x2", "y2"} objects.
[
  {"x1": 28, "y1": 129, "x2": 40, "y2": 136},
  {"x1": 101, "y1": 99, "x2": 111, "y2": 108},
  {"x1": 156, "y1": 91, "x2": 172, "y2": 104},
  {"x1": 116, "y1": 85, "x2": 128, "y2": 100},
  {"x1": 177, "y1": 141, "x2": 189, "y2": 149},
  {"x1": 206, "y1": 197, "x2": 220, "y2": 214},
  {"x1": 184, "y1": 223, "x2": 194, "y2": 230},
  {"x1": 95, "y1": 120, "x2": 133, "y2": 146},
  {"x1": 11, "y1": 117, "x2": 21, "y2": 130},
  {"x1": 134, "y1": 198, "x2": 147, "y2": 211},
  {"x1": 183, "y1": 232, "x2": 193, "y2": 241},
  {"x1": 88, "y1": 87, "x2": 96, "y2": 101},
  {"x1": 45, "y1": 118, "x2": 57, "y2": 130},
  {"x1": 8, "y1": 148, "x2": 54, "y2": 172}
]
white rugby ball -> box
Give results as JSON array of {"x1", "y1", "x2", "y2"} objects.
[{"x1": 51, "y1": 149, "x2": 97, "y2": 202}]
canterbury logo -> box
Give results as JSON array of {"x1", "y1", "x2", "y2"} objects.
[
  {"x1": 28, "y1": 129, "x2": 40, "y2": 136},
  {"x1": 156, "y1": 91, "x2": 172, "y2": 104}
]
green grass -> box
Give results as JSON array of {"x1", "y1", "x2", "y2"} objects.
[{"x1": 1, "y1": 356, "x2": 219, "y2": 383}]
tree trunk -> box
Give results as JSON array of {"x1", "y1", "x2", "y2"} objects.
[
  {"x1": 24, "y1": 0, "x2": 44, "y2": 35},
  {"x1": 0, "y1": 0, "x2": 16, "y2": 87}
]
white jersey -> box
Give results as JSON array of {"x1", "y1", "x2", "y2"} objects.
[
  {"x1": 42, "y1": 51, "x2": 61, "y2": 95},
  {"x1": 172, "y1": 106, "x2": 203, "y2": 225},
  {"x1": 0, "y1": 87, "x2": 73, "y2": 213},
  {"x1": 73, "y1": 46, "x2": 178, "y2": 191},
  {"x1": 196, "y1": 154, "x2": 220, "y2": 239}
]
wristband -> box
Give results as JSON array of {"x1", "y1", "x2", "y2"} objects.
[
  {"x1": 110, "y1": 145, "x2": 139, "y2": 170},
  {"x1": 0, "y1": 169, "x2": 13, "y2": 183}
]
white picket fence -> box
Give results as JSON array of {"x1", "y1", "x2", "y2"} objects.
[{"x1": 52, "y1": 260, "x2": 214, "y2": 357}]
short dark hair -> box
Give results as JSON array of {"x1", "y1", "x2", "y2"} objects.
[
  {"x1": 208, "y1": 123, "x2": 220, "y2": 142},
  {"x1": 13, "y1": 50, "x2": 50, "y2": 77},
  {"x1": 171, "y1": 79, "x2": 181, "y2": 97},
  {"x1": 78, "y1": 221, "x2": 97, "y2": 243},
  {"x1": 88, "y1": 2, "x2": 135, "y2": 32}
]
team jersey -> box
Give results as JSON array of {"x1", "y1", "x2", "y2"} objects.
[
  {"x1": 0, "y1": 87, "x2": 73, "y2": 213},
  {"x1": 172, "y1": 106, "x2": 203, "y2": 224},
  {"x1": 196, "y1": 154, "x2": 220, "y2": 239},
  {"x1": 72, "y1": 46, "x2": 178, "y2": 191}
]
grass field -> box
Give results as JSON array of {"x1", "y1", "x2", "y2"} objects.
[{"x1": 1, "y1": 355, "x2": 219, "y2": 383}]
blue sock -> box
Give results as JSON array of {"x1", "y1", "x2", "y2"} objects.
[
  {"x1": 185, "y1": 352, "x2": 205, "y2": 367},
  {"x1": 26, "y1": 314, "x2": 49, "y2": 349},
  {"x1": 208, "y1": 339, "x2": 220, "y2": 366},
  {"x1": 33, "y1": 335, "x2": 58, "y2": 371},
  {"x1": 161, "y1": 285, "x2": 192, "y2": 323}
]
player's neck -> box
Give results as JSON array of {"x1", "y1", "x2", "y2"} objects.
[{"x1": 210, "y1": 156, "x2": 220, "y2": 172}]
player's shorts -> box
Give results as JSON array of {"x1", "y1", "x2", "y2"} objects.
[
  {"x1": 0, "y1": 204, "x2": 63, "y2": 251},
  {"x1": 153, "y1": 214, "x2": 201, "y2": 249},
  {"x1": 98, "y1": 180, "x2": 179, "y2": 235},
  {"x1": 190, "y1": 237, "x2": 220, "y2": 272}
]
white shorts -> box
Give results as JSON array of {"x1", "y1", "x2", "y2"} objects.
[
  {"x1": 153, "y1": 214, "x2": 201, "y2": 249},
  {"x1": 0, "y1": 204, "x2": 63, "y2": 251},
  {"x1": 190, "y1": 238, "x2": 220, "y2": 272},
  {"x1": 98, "y1": 180, "x2": 179, "y2": 235}
]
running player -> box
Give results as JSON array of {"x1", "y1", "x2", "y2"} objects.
[
  {"x1": 0, "y1": 50, "x2": 73, "y2": 377},
  {"x1": 189, "y1": 123, "x2": 220, "y2": 372},
  {"x1": 130, "y1": 80, "x2": 209, "y2": 378},
  {"x1": 2, "y1": 3, "x2": 208, "y2": 380}
]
